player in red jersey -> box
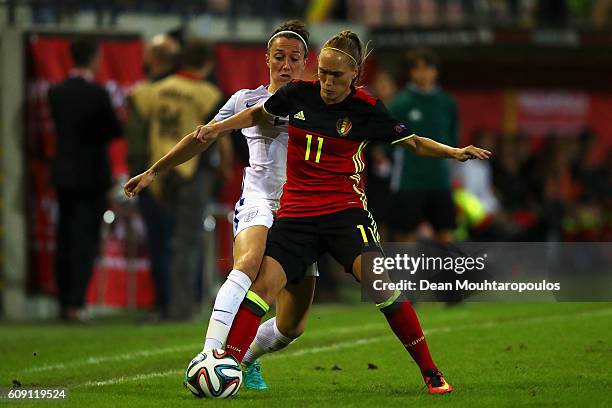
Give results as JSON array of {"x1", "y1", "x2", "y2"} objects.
[{"x1": 194, "y1": 31, "x2": 490, "y2": 395}]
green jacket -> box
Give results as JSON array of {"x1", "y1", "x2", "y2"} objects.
[{"x1": 388, "y1": 84, "x2": 458, "y2": 191}]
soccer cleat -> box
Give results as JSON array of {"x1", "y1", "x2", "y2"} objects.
[
  {"x1": 423, "y1": 368, "x2": 453, "y2": 395},
  {"x1": 241, "y1": 360, "x2": 268, "y2": 390}
]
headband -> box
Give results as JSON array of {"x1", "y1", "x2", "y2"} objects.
[
  {"x1": 321, "y1": 47, "x2": 359, "y2": 66},
  {"x1": 267, "y1": 30, "x2": 308, "y2": 55}
]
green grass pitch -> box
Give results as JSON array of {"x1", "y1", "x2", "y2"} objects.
[{"x1": 1, "y1": 302, "x2": 611, "y2": 407}]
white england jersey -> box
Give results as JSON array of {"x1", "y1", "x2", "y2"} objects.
[{"x1": 214, "y1": 85, "x2": 288, "y2": 201}]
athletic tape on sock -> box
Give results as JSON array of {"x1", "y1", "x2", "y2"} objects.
[
  {"x1": 376, "y1": 290, "x2": 402, "y2": 311},
  {"x1": 244, "y1": 291, "x2": 270, "y2": 316}
]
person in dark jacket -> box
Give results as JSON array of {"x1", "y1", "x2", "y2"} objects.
[{"x1": 48, "y1": 38, "x2": 122, "y2": 322}]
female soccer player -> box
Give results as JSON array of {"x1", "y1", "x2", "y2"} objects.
[
  {"x1": 193, "y1": 30, "x2": 491, "y2": 395},
  {"x1": 124, "y1": 20, "x2": 318, "y2": 390}
]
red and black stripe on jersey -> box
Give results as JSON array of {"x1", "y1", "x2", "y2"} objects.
[{"x1": 263, "y1": 80, "x2": 414, "y2": 218}]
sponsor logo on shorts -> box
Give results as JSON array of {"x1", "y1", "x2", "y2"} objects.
[{"x1": 243, "y1": 209, "x2": 259, "y2": 223}]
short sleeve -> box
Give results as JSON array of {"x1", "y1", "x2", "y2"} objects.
[
  {"x1": 263, "y1": 81, "x2": 297, "y2": 117},
  {"x1": 214, "y1": 90, "x2": 241, "y2": 122},
  {"x1": 367, "y1": 100, "x2": 415, "y2": 144}
]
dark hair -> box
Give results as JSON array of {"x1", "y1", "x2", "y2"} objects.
[
  {"x1": 150, "y1": 35, "x2": 181, "y2": 69},
  {"x1": 181, "y1": 38, "x2": 213, "y2": 69},
  {"x1": 268, "y1": 19, "x2": 310, "y2": 57},
  {"x1": 321, "y1": 30, "x2": 367, "y2": 85},
  {"x1": 405, "y1": 48, "x2": 439, "y2": 70},
  {"x1": 70, "y1": 38, "x2": 98, "y2": 68}
]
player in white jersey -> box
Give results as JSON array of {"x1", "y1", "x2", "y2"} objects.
[
  {"x1": 215, "y1": 84, "x2": 289, "y2": 235},
  {"x1": 124, "y1": 20, "x2": 315, "y2": 390}
]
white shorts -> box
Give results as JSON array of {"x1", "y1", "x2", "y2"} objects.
[
  {"x1": 233, "y1": 197, "x2": 318, "y2": 277},
  {"x1": 233, "y1": 197, "x2": 278, "y2": 237}
]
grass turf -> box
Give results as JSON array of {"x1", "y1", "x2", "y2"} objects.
[{"x1": 1, "y1": 302, "x2": 611, "y2": 407}]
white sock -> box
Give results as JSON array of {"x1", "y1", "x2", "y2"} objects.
[
  {"x1": 203, "y1": 270, "x2": 252, "y2": 351},
  {"x1": 243, "y1": 317, "x2": 295, "y2": 364}
]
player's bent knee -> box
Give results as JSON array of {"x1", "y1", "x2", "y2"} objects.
[
  {"x1": 233, "y1": 253, "x2": 263, "y2": 280},
  {"x1": 251, "y1": 274, "x2": 285, "y2": 306}
]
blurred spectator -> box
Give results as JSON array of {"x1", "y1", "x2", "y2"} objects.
[
  {"x1": 492, "y1": 136, "x2": 530, "y2": 211},
  {"x1": 387, "y1": 48, "x2": 458, "y2": 243},
  {"x1": 126, "y1": 34, "x2": 180, "y2": 321},
  {"x1": 592, "y1": 0, "x2": 612, "y2": 28},
  {"x1": 537, "y1": 0, "x2": 569, "y2": 26},
  {"x1": 488, "y1": 131, "x2": 612, "y2": 242},
  {"x1": 457, "y1": 129, "x2": 500, "y2": 214},
  {"x1": 572, "y1": 129, "x2": 604, "y2": 201},
  {"x1": 48, "y1": 38, "x2": 122, "y2": 322},
  {"x1": 368, "y1": 69, "x2": 398, "y2": 105},
  {"x1": 364, "y1": 70, "x2": 398, "y2": 239},
  {"x1": 542, "y1": 136, "x2": 577, "y2": 239},
  {"x1": 563, "y1": 130, "x2": 612, "y2": 241},
  {"x1": 128, "y1": 34, "x2": 181, "y2": 175},
  {"x1": 306, "y1": 0, "x2": 336, "y2": 22},
  {"x1": 134, "y1": 38, "x2": 232, "y2": 320},
  {"x1": 21, "y1": 0, "x2": 606, "y2": 28}
]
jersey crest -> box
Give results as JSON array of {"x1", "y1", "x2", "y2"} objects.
[{"x1": 336, "y1": 117, "x2": 352, "y2": 137}]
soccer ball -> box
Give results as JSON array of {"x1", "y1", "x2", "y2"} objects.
[{"x1": 184, "y1": 349, "x2": 242, "y2": 399}]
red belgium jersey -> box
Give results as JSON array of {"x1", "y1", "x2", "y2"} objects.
[{"x1": 263, "y1": 80, "x2": 414, "y2": 218}]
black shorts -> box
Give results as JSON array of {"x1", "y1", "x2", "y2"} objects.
[
  {"x1": 265, "y1": 208, "x2": 382, "y2": 283},
  {"x1": 389, "y1": 190, "x2": 457, "y2": 232}
]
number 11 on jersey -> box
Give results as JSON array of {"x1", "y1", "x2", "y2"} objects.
[{"x1": 305, "y1": 134, "x2": 324, "y2": 163}]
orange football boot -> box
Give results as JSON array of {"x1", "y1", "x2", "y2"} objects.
[{"x1": 424, "y1": 369, "x2": 453, "y2": 395}]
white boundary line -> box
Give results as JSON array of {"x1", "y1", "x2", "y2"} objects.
[
  {"x1": 24, "y1": 345, "x2": 198, "y2": 373},
  {"x1": 71, "y1": 307, "x2": 612, "y2": 388},
  {"x1": 24, "y1": 323, "x2": 386, "y2": 374},
  {"x1": 78, "y1": 369, "x2": 180, "y2": 388}
]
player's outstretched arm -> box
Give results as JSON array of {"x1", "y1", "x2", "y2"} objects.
[
  {"x1": 124, "y1": 130, "x2": 202, "y2": 197},
  {"x1": 194, "y1": 105, "x2": 267, "y2": 144},
  {"x1": 399, "y1": 135, "x2": 491, "y2": 161}
]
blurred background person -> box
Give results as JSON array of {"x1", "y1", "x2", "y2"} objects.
[
  {"x1": 387, "y1": 48, "x2": 459, "y2": 243},
  {"x1": 126, "y1": 34, "x2": 181, "y2": 321},
  {"x1": 128, "y1": 34, "x2": 181, "y2": 175},
  {"x1": 364, "y1": 69, "x2": 398, "y2": 241},
  {"x1": 457, "y1": 129, "x2": 499, "y2": 215},
  {"x1": 47, "y1": 38, "x2": 122, "y2": 322},
  {"x1": 135, "y1": 38, "x2": 232, "y2": 320}
]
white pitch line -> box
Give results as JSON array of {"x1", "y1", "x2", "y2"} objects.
[
  {"x1": 24, "y1": 323, "x2": 386, "y2": 374},
  {"x1": 24, "y1": 344, "x2": 199, "y2": 374},
  {"x1": 268, "y1": 336, "x2": 388, "y2": 359},
  {"x1": 77, "y1": 369, "x2": 181, "y2": 388},
  {"x1": 72, "y1": 307, "x2": 612, "y2": 388}
]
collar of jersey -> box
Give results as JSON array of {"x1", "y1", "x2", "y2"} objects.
[{"x1": 176, "y1": 70, "x2": 200, "y2": 80}]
